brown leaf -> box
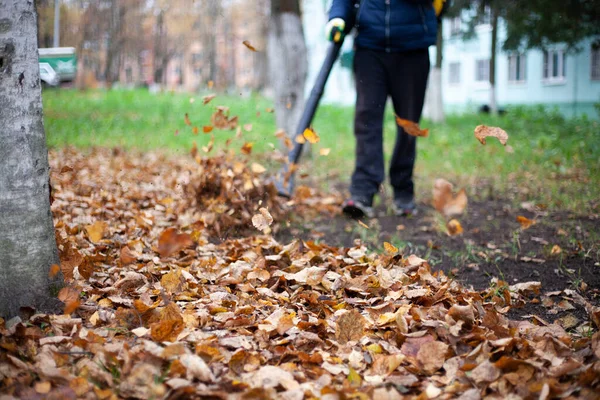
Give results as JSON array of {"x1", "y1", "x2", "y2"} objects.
[
  {"x1": 59, "y1": 165, "x2": 73, "y2": 174},
  {"x1": 202, "y1": 94, "x2": 216, "y2": 105},
  {"x1": 416, "y1": 341, "x2": 448, "y2": 374},
  {"x1": 241, "y1": 142, "x2": 254, "y2": 155},
  {"x1": 184, "y1": 113, "x2": 192, "y2": 126},
  {"x1": 474, "y1": 125, "x2": 509, "y2": 145},
  {"x1": 120, "y1": 246, "x2": 136, "y2": 266},
  {"x1": 469, "y1": 360, "x2": 501, "y2": 383},
  {"x1": 335, "y1": 309, "x2": 365, "y2": 344},
  {"x1": 242, "y1": 40, "x2": 257, "y2": 51},
  {"x1": 211, "y1": 107, "x2": 238, "y2": 130},
  {"x1": 192, "y1": 126, "x2": 199, "y2": 135},
  {"x1": 157, "y1": 228, "x2": 194, "y2": 258},
  {"x1": 432, "y1": 179, "x2": 468, "y2": 217},
  {"x1": 161, "y1": 271, "x2": 184, "y2": 294},
  {"x1": 395, "y1": 115, "x2": 429, "y2": 137}
]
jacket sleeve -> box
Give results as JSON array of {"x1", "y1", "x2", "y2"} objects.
[{"x1": 328, "y1": 0, "x2": 356, "y2": 31}]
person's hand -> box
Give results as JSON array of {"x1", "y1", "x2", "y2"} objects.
[{"x1": 325, "y1": 18, "x2": 346, "y2": 42}]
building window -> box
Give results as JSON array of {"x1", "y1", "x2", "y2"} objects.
[
  {"x1": 591, "y1": 45, "x2": 600, "y2": 81},
  {"x1": 508, "y1": 53, "x2": 526, "y2": 83},
  {"x1": 543, "y1": 49, "x2": 566, "y2": 82},
  {"x1": 449, "y1": 17, "x2": 461, "y2": 36},
  {"x1": 475, "y1": 59, "x2": 490, "y2": 82},
  {"x1": 449, "y1": 62, "x2": 461, "y2": 84}
]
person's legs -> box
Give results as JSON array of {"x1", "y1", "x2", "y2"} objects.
[
  {"x1": 350, "y1": 48, "x2": 389, "y2": 205},
  {"x1": 387, "y1": 49, "x2": 430, "y2": 207}
]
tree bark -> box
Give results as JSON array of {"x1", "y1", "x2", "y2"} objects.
[
  {"x1": 268, "y1": 0, "x2": 307, "y2": 148},
  {"x1": 0, "y1": 0, "x2": 61, "y2": 318},
  {"x1": 489, "y1": 4, "x2": 498, "y2": 114}
]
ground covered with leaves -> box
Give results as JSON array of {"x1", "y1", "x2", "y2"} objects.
[{"x1": 1, "y1": 147, "x2": 599, "y2": 399}]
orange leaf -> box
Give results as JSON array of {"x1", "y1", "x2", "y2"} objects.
[
  {"x1": 193, "y1": 126, "x2": 199, "y2": 135},
  {"x1": 242, "y1": 40, "x2": 257, "y2": 51},
  {"x1": 49, "y1": 264, "x2": 61, "y2": 278},
  {"x1": 295, "y1": 134, "x2": 306, "y2": 144},
  {"x1": 203, "y1": 126, "x2": 213, "y2": 133},
  {"x1": 184, "y1": 113, "x2": 192, "y2": 126},
  {"x1": 64, "y1": 299, "x2": 80, "y2": 315},
  {"x1": 241, "y1": 142, "x2": 254, "y2": 155},
  {"x1": 207, "y1": 80, "x2": 214, "y2": 89},
  {"x1": 516, "y1": 215, "x2": 536, "y2": 230},
  {"x1": 447, "y1": 219, "x2": 464, "y2": 236},
  {"x1": 474, "y1": 125, "x2": 509, "y2": 145},
  {"x1": 383, "y1": 242, "x2": 398, "y2": 254},
  {"x1": 158, "y1": 228, "x2": 195, "y2": 258},
  {"x1": 395, "y1": 116, "x2": 429, "y2": 137}
]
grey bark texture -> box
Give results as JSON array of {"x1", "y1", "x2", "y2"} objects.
[
  {"x1": 0, "y1": 0, "x2": 61, "y2": 318},
  {"x1": 268, "y1": 0, "x2": 307, "y2": 146}
]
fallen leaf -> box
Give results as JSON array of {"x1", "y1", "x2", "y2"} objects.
[
  {"x1": 49, "y1": 264, "x2": 61, "y2": 278},
  {"x1": 432, "y1": 179, "x2": 468, "y2": 217},
  {"x1": 551, "y1": 245, "x2": 562, "y2": 255},
  {"x1": 243, "y1": 124, "x2": 253, "y2": 132},
  {"x1": 241, "y1": 142, "x2": 254, "y2": 155},
  {"x1": 242, "y1": 40, "x2": 257, "y2": 51},
  {"x1": 383, "y1": 242, "x2": 398, "y2": 254},
  {"x1": 203, "y1": 126, "x2": 213, "y2": 133},
  {"x1": 517, "y1": 215, "x2": 536, "y2": 230},
  {"x1": 35, "y1": 381, "x2": 52, "y2": 394},
  {"x1": 192, "y1": 126, "x2": 199, "y2": 135},
  {"x1": 120, "y1": 246, "x2": 136, "y2": 266},
  {"x1": 184, "y1": 113, "x2": 191, "y2": 126},
  {"x1": 417, "y1": 341, "x2": 448, "y2": 374},
  {"x1": 207, "y1": 80, "x2": 214, "y2": 89},
  {"x1": 358, "y1": 220, "x2": 369, "y2": 229},
  {"x1": 395, "y1": 115, "x2": 429, "y2": 137},
  {"x1": 302, "y1": 127, "x2": 320, "y2": 144},
  {"x1": 59, "y1": 165, "x2": 73, "y2": 174},
  {"x1": 336, "y1": 309, "x2": 365, "y2": 344},
  {"x1": 252, "y1": 208, "x2": 273, "y2": 233},
  {"x1": 474, "y1": 125, "x2": 508, "y2": 145},
  {"x1": 202, "y1": 94, "x2": 216, "y2": 105},
  {"x1": 85, "y1": 221, "x2": 107, "y2": 243},
  {"x1": 295, "y1": 134, "x2": 306, "y2": 144},
  {"x1": 251, "y1": 163, "x2": 266, "y2": 174},
  {"x1": 158, "y1": 228, "x2": 195, "y2": 258},
  {"x1": 319, "y1": 148, "x2": 331, "y2": 156},
  {"x1": 447, "y1": 219, "x2": 463, "y2": 236}
]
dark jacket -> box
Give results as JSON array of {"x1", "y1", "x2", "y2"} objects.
[{"x1": 329, "y1": 0, "x2": 438, "y2": 52}]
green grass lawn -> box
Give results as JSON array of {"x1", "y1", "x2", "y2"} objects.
[{"x1": 43, "y1": 88, "x2": 600, "y2": 212}]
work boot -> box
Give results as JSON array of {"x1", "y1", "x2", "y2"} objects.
[
  {"x1": 342, "y1": 197, "x2": 374, "y2": 219},
  {"x1": 392, "y1": 193, "x2": 417, "y2": 216}
]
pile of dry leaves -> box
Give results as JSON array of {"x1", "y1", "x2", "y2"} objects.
[{"x1": 0, "y1": 147, "x2": 599, "y2": 399}]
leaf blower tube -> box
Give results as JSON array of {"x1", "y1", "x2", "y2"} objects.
[{"x1": 275, "y1": 39, "x2": 345, "y2": 198}]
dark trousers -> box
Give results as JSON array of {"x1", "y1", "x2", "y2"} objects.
[{"x1": 351, "y1": 47, "x2": 430, "y2": 203}]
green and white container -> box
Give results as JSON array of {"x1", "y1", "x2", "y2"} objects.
[{"x1": 38, "y1": 47, "x2": 77, "y2": 82}]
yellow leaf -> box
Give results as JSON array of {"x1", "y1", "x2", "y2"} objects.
[
  {"x1": 302, "y1": 127, "x2": 320, "y2": 144},
  {"x1": 551, "y1": 245, "x2": 562, "y2": 255},
  {"x1": 241, "y1": 142, "x2": 254, "y2": 155},
  {"x1": 85, "y1": 221, "x2": 107, "y2": 243},
  {"x1": 295, "y1": 134, "x2": 306, "y2": 144},
  {"x1": 319, "y1": 148, "x2": 331, "y2": 156},
  {"x1": 251, "y1": 163, "x2": 266, "y2": 174},
  {"x1": 383, "y1": 242, "x2": 398, "y2": 254}
]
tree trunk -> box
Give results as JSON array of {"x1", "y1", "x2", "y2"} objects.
[
  {"x1": 424, "y1": 20, "x2": 445, "y2": 123},
  {"x1": 268, "y1": 0, "x2": 307, "y2": 149},
  {"x1": 489, "y1": 4, "x2": 498, "y2": 114},
  {"x1": 0, "y1": 0, "x2": 61, "y2": 318}
]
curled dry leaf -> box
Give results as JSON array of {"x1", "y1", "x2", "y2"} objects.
[
  {"x1": 242, "y1": 40, "x2": 257, "y2": 52},
  {"x1": 474, "y1": 125, "x2": 509, "y2": 145},
  {"x1": 252, "y1": 207, "x2": 273, "y2": 233},
  {"x1": 184, "y1": 113, "x2": 191, "y2": 126},
  {"x1": 516, "y1": 215, "x2": 536, "y2": 230},
  {"x1": 48, "y1": 264, "x2": 61, "y2": 278},
  {"x1": 211, "y1": 107, "x2": 238, "y2": 130},
  {"x1": 202, "y1": 94, "x2": 216, "y2": 105},
  {"x1": 395, "y1": 115, "x2": 429, "y2": 137},
  {"x1": 432, "y1": 178, "x2": 468, "y2": 218},
  {"x1": 241, "y1": 142, "x2": 254, "y2": 155}
]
